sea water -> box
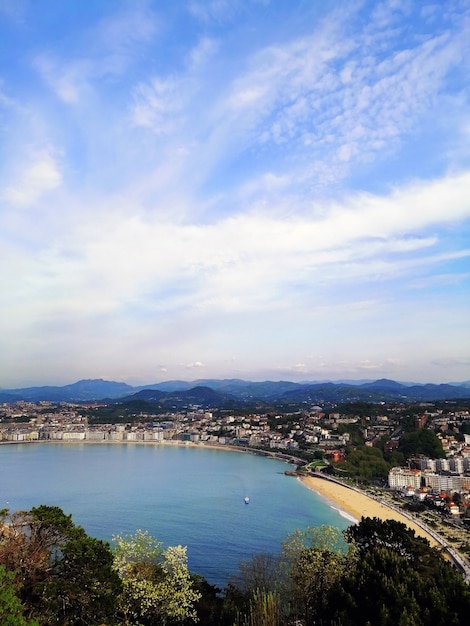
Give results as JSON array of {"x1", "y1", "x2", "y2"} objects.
[{"x1": 0, "y1": 443, "x2": 350, "y2": 587}]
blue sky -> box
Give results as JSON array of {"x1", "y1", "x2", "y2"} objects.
[{"x1": 1, "y1": 0, "x2": 469, "y2": 387}]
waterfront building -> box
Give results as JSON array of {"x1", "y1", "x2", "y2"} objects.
[{"x1": 388, "y1": 467, "x2": 422, "y2": 490}]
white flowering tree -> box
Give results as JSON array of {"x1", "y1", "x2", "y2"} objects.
[{"x1": 113, "y1": 529, "x2": 201, "y2": 625}]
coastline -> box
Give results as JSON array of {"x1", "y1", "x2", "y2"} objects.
[
  {"x1": 299, "y1": 474, "x2": 440, "y2": 547},
  {"x1": 0, "y1": 439, "x2": 301, "y2": 464},
  {"x1": 4, "y1": 438, "x2": 468, "y2": 574}
]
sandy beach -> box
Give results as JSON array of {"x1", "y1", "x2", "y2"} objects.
[{"x1": 300, "y1": 474, "x2": 439, "y2": 547}]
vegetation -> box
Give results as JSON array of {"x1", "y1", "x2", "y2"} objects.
[
  {"x1": 1, "y1": 507, "x2": 470, "y2": 625},
  {"x1": 333, "y1": 445, "x2": 391, "y2": 479},
  {"x1": 113, "y1": 529, "x2": 200, "y2": 625},
  {"x1": 333, "y1": 518, "x2": 470, "y2": 625},
  {"x1": 84, "y1": 401, "x2": 162, "y2": 424},
  {"x1": 398, "y1": 428, "x2": 446, "y2": 459},
  {"x1": 228, "y1": 518, "x2": 470, "y2": 625},
  {"x1": 0, "y1": 566, "x2": 38, "y2": 626},
  {"x1": 0, "y1": 506, "x2": 121, "y2": 625}
]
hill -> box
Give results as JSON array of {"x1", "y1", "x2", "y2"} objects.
[{"x1": 1, "y1": 377, "x2": 469, "y2": 405}]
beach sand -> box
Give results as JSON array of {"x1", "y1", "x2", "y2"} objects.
[{"x1": 300, "y1": 475, "x2": 439, "y2": 547}]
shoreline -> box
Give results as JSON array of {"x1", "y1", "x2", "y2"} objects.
[
  {"x1": 0, "y1": 440, "x2": 443, "y2": 546},
  {"x1": 0, "y1": 438, "x2": 302, "y2": 463},
  {"x1": 299, "y1": 474, "x2": 440, "y2": 547},
  {"x1": 4, "y1": 438, "x2": 468, "y2": 573}
]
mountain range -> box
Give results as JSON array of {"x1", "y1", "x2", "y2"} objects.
[{"x1": 1, "y1": 377, "x2": 469, "y2": 407}]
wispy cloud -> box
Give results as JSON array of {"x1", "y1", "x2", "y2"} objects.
[
  {"x1": 2, "y1": 147, "x2": 62, "y2": 207},
  {"x1": 33, "y1": 3, "x2": 159, "y2": 104},
  {"x1": 132, "y1": 76, "x2": 187, "y2": 133}
]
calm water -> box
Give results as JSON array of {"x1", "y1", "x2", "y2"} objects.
[{"x1": 0, "y1": 443, "x2": 350, "y2": 586}]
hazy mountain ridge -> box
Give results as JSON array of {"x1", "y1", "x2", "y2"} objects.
[{"x1": 1, "y1": 377, "x2": 469, "y2": 405}]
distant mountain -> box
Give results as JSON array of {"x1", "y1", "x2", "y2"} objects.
[
  {"x1": 197, "y1": 379, "x2": 300, "y2": 399},
  {"x1": 133, "y1": 380, "x2": 194, "y2": 393},
  {"x1": 359, "y1": 379, "x2": 409, "y2": 392},
  {"x1": 121, "y1": 386, "x2": 243, "y2": 410},
  {"x1": 0, "y1": 379, "x2": 134, "y2": 403},
  {"x1": 126, "y1": 389, "x2": 167, "y2": 402},
  {"x1": 448, "y1": 381, "x2": 470, "y2": 389},
  {"x1": 402, "y1": 383, "x2": 470, "y2": 401},
  {"x1": 280, "y1": 382, "x2": 370, "y2": 404},
  {"x1": 1, "y1": 377, "x2": 469, "y2": 405},
  {"x1": 277, "y1": 381, "x2": 470, "y2": 404}
]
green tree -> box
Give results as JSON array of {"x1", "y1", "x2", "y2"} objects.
[
  {"x1": 279, "y1": 525, "x2": 350, "y2": 624},
  {"x1": 290, "y1": 547, "x2": 346, "y2": 625},
  {"x1": 331, "y1": 517, "x2": 470, "y2": 625},
  {"x1": 0, "y1": 506, "x2": 121, "y2": 625},
  {"x1": 113, "y1": 529, "x2": 201, "y2": 625},
  {"x1": 189, "y1": 575, "x2": 232, "y2": 626},
  {"x1": 0, "y1": 566, "x2": 38, "y2": 626},
  {"x1": 244, "y1": 589, "x2": 281, "y2": 626},
  {"x1": 344, "y1": 516, "x2": 432, "y2": 559},
  {"x1": 399, "y1": 428, "x2": 445, "y2": 459},
  {"x1": 40, "y1": 532, "x2": 121, "y2": 625},
  {"x1": 281, "y1": 524, "x2": 346, "y2": 559},
  {"x1": 335, "y1": 445, "x2": 391, "y2": 479}
]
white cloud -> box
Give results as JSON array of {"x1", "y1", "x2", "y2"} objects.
[
  {"x1": 97, "y1": 4, "x2": 159, "y2": 50},
  {"x1": 131, "y1": 76, "x2": 185, "y2": 133},
  {"x1": 2, "y1": 169, "x2": 468, "y2": 329},
  {"x1": 199, "y1": 3, "x2": 469, "y2": 191},
  {"x1": 187, "y1": 37, "x2": 219, "y2": 70},
  {"x1": 34, "y1": 55, "x2": 91, "y2": 104},
  {"x1": 2, "y1": 148, "x2": 62, "y2": 207}
]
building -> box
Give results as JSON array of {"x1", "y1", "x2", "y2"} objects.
[{"x1": 388, "y1": 467, "x2": 422, "y2": 490}]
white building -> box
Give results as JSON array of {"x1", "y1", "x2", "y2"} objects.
[{"x1": 388, "y1": 467, "x2": 422, "y2": 490}]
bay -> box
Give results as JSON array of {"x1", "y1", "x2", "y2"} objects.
[{"x1": 0, "y1": 443, "x2": 350, "y2": 587}]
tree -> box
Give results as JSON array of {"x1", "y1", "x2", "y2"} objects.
[
  {"x1": 40, "y1": 532, "x2": 122, "y2": 625},
  {"x1": 329, "y1": 546, "x2": 424, "y2": 625},
  {"x1": 0, "y1": 506, "x2": 121, "y2": 625},
  {"x1": 113, "y1": 529, "x2": 201, "y2": 625},
  {"x1": 279, "y1": 525, "x2": 350, "y2": 624},
  {"x1": 290, "y1": 547, "x2": 346, "y2": 625},
  {"x1": 189, "y1": 575, "x2": 232, "y2": 626},
  {"x1": 0, "y1": 566, "x2": 38, "y2": 626},
  {"x1": 281, "y1": 524, "x2": 346, "y2": 564},
  {"x1": 344, "y1": 516, "x2": 433, "y2": 559},
  {"x1": 331, "y1": 517, "x2": 470, "y2": 625},
  {"x1": 234, "y1": 552, "x2": 281, "y2": 597},
  {"x1": 399, "y1": 428, "x2": 445, "y2": 459},
  {"x1": 335, "y1": 445, "x2": 391, "y2": 479}
]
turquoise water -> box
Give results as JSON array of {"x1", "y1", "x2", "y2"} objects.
[{"x1": 0, "y1": 443, "x2": 350, "y2": 586}]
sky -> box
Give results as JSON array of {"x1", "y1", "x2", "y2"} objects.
[{"x1": 0, "y1": 0, "x2": 469, "y2": 388}]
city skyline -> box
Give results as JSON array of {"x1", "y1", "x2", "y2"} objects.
[{"x1": 1, "y1": 0, "x2": 469, "y2": 387}]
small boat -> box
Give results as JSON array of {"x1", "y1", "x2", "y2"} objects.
[{"x1": 244, "y1": 496, "x2": 250, "y2": 504}]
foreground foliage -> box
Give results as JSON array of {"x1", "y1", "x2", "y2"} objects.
[
  {"x1": 1, "y1": 507, "x2": 470, "y2": 625},
  {"x1": 113, "y1": 529, "x2": 200, "y2": 625},
  {"x1": 0, "y1": 565, "x2": 38, "y2": 626},
  {"x1": 0, "y1": 506, "x2": 121, "y2": 624},
  {"x1": 228, "y1": 519, "x2": 470, "y2": 626}
]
